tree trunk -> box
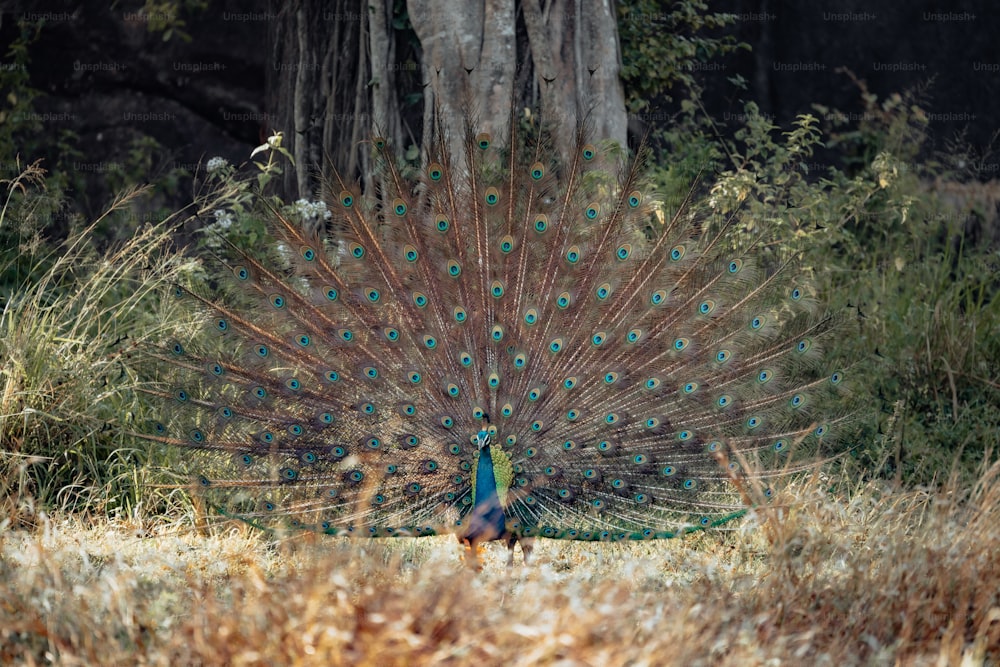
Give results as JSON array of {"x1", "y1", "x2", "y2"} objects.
[{"x1": 267, "y1": 0, "x2": 627, "y2": 200}]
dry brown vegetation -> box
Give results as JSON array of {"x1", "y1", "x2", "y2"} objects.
[{"x1": 2, "y1": 463, "x2": 999, "y2": 666}]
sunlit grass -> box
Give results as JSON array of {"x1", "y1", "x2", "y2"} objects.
[
  {"x1": 2, "y1": 464, "x2": 998, "y2": 665},
  {"x1": 0, "y1": 168, "x2": 200, "y2": 526}
]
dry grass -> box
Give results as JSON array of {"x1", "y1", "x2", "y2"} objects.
[{"x1": 2, "y1": 464, "x2": 999, "y2": 666}]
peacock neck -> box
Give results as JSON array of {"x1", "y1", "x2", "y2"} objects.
[
  {"x1": 468, "y1": 444, "x2": 506, "y2": 541},
  {"x1": 474, "y1": 446, "x2": 499, "y2": 505}
]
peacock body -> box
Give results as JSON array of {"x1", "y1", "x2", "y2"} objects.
[{"x1": 147, "y1": 112, "x2": 851, "y2": 562}]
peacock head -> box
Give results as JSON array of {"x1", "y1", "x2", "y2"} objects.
[{"x1": 475, "y1": 430, "x2": 491, "y2": 451}]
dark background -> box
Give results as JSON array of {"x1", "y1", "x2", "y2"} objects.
[{"x1": 2, "y1": 0, "x2": 998, "y2": 213}]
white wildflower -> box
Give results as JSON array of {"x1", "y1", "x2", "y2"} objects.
[
  {"x1": 205, "y1": 156, "x2": 229, "y2": 174},
  {"x1": 213, "y1": 209, "x2": 234, "y2": 229},
  {"x1": 292, "y1": 198, "x2": 331, "y2": 222}
]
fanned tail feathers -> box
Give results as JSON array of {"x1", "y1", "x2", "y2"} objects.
[{"x1": 146, "y1": 111, "x2": 854, "y2": 543}]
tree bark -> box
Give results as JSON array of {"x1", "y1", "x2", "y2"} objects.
[{"x1": 267, "y1": 0, "x2": 627, "y2": 199}]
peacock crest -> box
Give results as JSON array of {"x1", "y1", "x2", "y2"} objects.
[{"x1": 145, "y1": 110, "x2": 852, "y2": 562}]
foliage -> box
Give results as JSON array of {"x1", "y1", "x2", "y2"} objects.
[
  {"x1": 617, "y1": 0, "x2": 747, "y2": 112},
  {"x1": 632, "y1": 66, "x2": 1000, "y2": 489},
  {"x1": 138, "y1": 0, "x2": 210, "y2": 43},
  {"x1": 0, "y1": 20, "x2": 43, "y2": 156}
]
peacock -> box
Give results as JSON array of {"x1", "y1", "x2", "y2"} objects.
[{"x1": 144, "y1": 108, "x2": 852, "y2": 566}]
